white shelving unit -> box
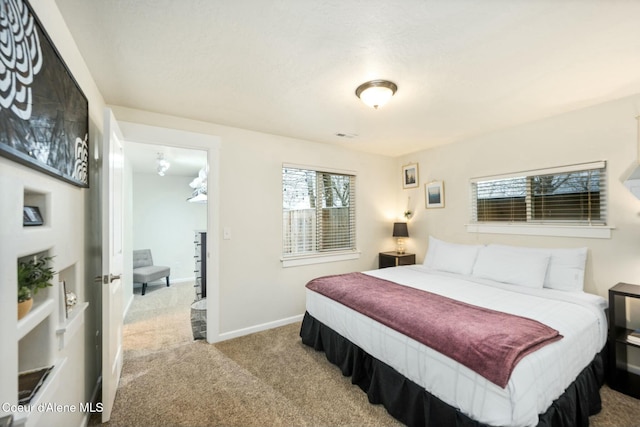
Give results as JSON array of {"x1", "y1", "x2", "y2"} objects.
[
  {"x1": 0, "y1": 171, "x2": 89, "y2": 427},
  {"x1": 12, "y1": 358, "x2": 68, "y2": 427},
  {"x1": 56, "y1": 302, "x2": 89, "y2": 351},
  {"x1": 17, "y1": 300, "x2": 55, "y2": 341}
]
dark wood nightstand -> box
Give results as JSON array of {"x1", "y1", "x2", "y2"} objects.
[
  {"x1": 379, "y1": 252, "x2": 416, "y2": 269},
  {"x1": 608, "y1": 282, "x2": 640, "y2": 399}
]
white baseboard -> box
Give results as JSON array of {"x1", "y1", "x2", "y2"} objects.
[
  {"x1": 136, "y1": 276, "x2": 194, "y2": 286},
  {"x1": 169, "y1": 277, "x2": 195, "y2": 284},
  {"x1": 123, "y1": 294, "x2": 134, "y2": 318},
  {"x1": 629, "y1": 362, "x2": 640, "y2": 376},
  {"x1": 217, "y1": 314, "x2": 304, "y2": 342}
]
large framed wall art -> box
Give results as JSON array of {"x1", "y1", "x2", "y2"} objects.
[{"x1": 0, "y1": 0, "x2": 89, "y2": 188}]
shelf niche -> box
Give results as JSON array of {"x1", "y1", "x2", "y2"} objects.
[
  {"x1": 17, "y1": 250, "x2": 56, "y2": 374},
  {"x1": 17, "y1": 250, "x2": 55, "y2": 326},
  {"x1": 18, "y1": 315, "x2": 54, "y2": 374},
  {"x1": 23, "y1": 188, "x2": 50, "y2": 228}
]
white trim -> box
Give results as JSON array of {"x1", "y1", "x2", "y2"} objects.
[
  {"x1": 281, "y1": 250, "x2": 361, "y2": 267},
  {"x1": 123, "y1": 293, "x2": 134, "y2": 318},
  {"x1": 12, "y1": 358, "x2": 68, "y2": 426},
  {"x1": 217, "y1": 314, "x2": 304, "y2": 341},
  {"x1": 282, "y1": 162, "x2": 357, "y2": 176},
  {"x1": 466, "y1": 223, "x2": 613, "y2": 239},
  {"x1": 161, "y1": 276, "x2": 196, "y2": 285},
  {"x1": 80, "y1": 375, "x2": 103, "y2": 427},
  {"x1": 470, "y1": 160, "x2": 606, "y2": 182},
  {"x1": 117, "y1": 120, "x2": 221, "y2": 345},
  {"x1": 56, "y1": 301, "x2": 89, "y2": 351}
]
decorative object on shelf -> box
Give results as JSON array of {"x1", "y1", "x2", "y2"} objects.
[
  {"x1": 17, "y1": 298, "x2": 33, "y2": 321},
  {"x1": 23, "y1": 205, "x2": 44, "y2": 226},
  {"x1": 355, "y1": 80, "x2": 398, "y2": 109},
  {"x1": 17, "y1": 255, "x2": 55, "y2": 319},
  {"x1": 392, "y1": 222, "x2": 409, "y2": 254},
  {"x1": 65, "y1": 290, "x2": 77, "y2": 313},
  {"x1": 402, "y1": 163, "x2": 419, "y2": 189},
  {"x1": 0, "y1": 0, "x2": 89, "y2": 187},
  {"x1": 18, "y1": 366, "x2": 53, "y2": 405},
  {"x1": 60, "y1": 280, "x2": 68, "y2": 319},
  {"x1": 425, "y1": 180, "x2": 445, "y2": 208},
  {"x1": 404, "y1": 197, "x2": 413, "y2": 220}
]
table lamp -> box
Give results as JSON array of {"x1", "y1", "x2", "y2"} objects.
[{"x1": 392, "y1": 222, "x2": 409, "y2": 254}]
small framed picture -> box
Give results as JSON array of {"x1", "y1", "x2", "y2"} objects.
[
  {"x1": 402, "y1": 163, "x2": 419, "y2": 189},
  {"x1": 60, "y1": 281, "x2": 69, "y2": 319},
  {"x1": 23, "y1": 206, "x2": 44, "y2": 226},
  {"x1": 425, "y1": 181, "x2": 445, "y2": 208}
]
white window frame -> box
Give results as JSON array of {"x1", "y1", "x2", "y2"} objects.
[
  {"x1": 466, "y1": 161, "x2": 613, "y2": 239},
  {"x1": 281, "y1": 163, "x2": 360, "y2": 267}
]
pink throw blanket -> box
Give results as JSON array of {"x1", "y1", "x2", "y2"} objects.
[{"x1": 306, "y1": 272, "x2": 562, "y2": 388}]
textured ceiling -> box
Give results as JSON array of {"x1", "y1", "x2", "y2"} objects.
[
  {"x1": 55, "y1": 0, "x2": 640, "y2": 157},
  {"x1": 125, "y1": 142, "x2": 207, "y2": 177}
]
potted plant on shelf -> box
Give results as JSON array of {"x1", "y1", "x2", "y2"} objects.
[{"x1": 17, "y1": 256, "x2": 55, "y2": 320}]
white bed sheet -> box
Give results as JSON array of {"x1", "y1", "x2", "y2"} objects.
[{"x1": 305, "y1": 265, "x2": 607, "y2": 427}]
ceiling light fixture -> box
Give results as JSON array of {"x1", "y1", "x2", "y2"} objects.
[
  {"x1": 187, "y1": 167, "x2": 208, "y2": 203},
  {"x1": 157, "y1": 152, "x2": 170, "y2": 176},
  {"x1": 355, "y1": 79, "x2": 398, "y2": 109}
]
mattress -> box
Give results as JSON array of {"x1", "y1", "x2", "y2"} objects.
[{"x1": 305, "y1": 265, "x2": 608, "y2": 427}]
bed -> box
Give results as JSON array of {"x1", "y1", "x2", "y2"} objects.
[{"x1": 300, "y1": 237, "x2": 608, "y2": 427}]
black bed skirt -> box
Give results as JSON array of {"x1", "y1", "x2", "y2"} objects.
[{"x1": 300, "y1": 311, "x2": 605, "y2": 427}]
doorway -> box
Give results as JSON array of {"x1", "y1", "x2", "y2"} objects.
[
  {"x1": 124, "y1": 141, "x2": 207, "y2": 305},
  {"x1": 122, "y1": 141, "x2": 207, "y2": 347},
  {"x1": 116, "y1": 120, "x2": 220, "y2": 344}
]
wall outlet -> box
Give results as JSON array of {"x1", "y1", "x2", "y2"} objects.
[{"x1": 223, "y1": 227, "x2": 231, "y2": 240}]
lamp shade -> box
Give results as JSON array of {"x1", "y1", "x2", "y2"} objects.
[{"x1": 392, "y1": 222, "x2": 409, "y2": 237}]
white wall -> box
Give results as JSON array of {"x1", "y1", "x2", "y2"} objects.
[
  {"x1": 131, "y1": 172, "x2": 207, "y2": 282},
  {"x1": 398, "y1": 94, "x2": 640, "y2": 301},
  {"x1": 111, "y1": 106, "x2": 398, "y2": 340},
  {"x1": 11, "y1": 1, "x2": 636, "y2": 422},
  {"x1": 123, "y1": 156, "x2": 134, "y2": 312},
  {"x1": 0, "y1": 0, "x2": 106, "y2": 423},
  {"x1": 216, "y1": 129, "x2": 397, "y2": 337}
]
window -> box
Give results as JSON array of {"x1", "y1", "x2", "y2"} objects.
[
  {"x1": 282, "y1": 165, "x2": 356, "y2": 261},
  {"x1": 470, "y1": 161, "x2": 607, "y2": 228}
]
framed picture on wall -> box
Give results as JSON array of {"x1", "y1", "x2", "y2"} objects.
[
  {"x1": 402, "y1": 163, "x2": 419, "y2": 189},
  {"x1": 23, "y1": 206, "x2": 44, "y2": 226},
  {"x1": 425, "y1": 181, "x2": 445, "y2": 208},
  {"x1": 0, "y1": 0, "x2": 89, "y2": 188}
]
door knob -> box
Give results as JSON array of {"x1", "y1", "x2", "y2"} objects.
[{"x1": 96, "y1": 274, "x2": 122, "y2": 284}]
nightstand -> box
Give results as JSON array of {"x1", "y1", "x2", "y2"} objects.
[
  {"x1": 379, "y1": 251, "x2": 415, "y2": 269},
  {"x1": 608, "y1": 282, "x2": 640, "y2": 399}
]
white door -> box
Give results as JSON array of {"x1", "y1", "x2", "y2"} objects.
[{"x1": 101, "y1": 108, "x2": 125, "y2": 422}]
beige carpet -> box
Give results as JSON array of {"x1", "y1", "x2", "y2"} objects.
[{"x1": 94, "y1": 281, "x2": 640, "y2": 427}]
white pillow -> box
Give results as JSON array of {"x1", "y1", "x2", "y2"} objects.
[
  {"x1": 544, "y1": 248, "x2": 588, "y2": 292},
  {"x1": 423, "y1": 236, "x2": 482, "y2": 275},
  {"x1": 490, "y1": 245, "x2": 588, "y2": 292},
  {"x1": 471, "y1": 245, "x2": 551, "y2": 289}
]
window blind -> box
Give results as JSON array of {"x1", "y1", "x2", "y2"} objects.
[
  {"x1": 283, "y1": 166, "x2": 356, "y2": 256},
  {"x1": 470, "y1": 161, "x2": 606, "y2": 225}
]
